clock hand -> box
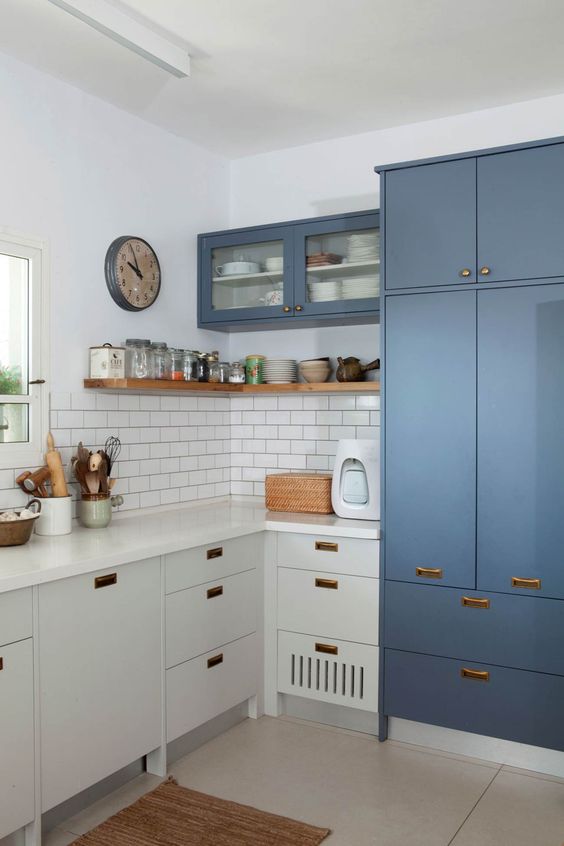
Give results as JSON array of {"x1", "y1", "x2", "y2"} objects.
[
  {"x1": 129, "y1": 243, "x2": 141, "y2": 273},
  {"x1": 127, "y1": 261, "x2": 143, "y2": 280}
]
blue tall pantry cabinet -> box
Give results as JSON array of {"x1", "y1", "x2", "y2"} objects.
[{"x1": 377, "y1": 136, "x2": 564, "y2": 752}]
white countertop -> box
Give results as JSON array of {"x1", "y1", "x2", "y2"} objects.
[{"x1": 0, "y1": 499, "x2": 379, "y2": 594}]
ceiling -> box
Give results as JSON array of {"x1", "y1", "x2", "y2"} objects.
[{"x1": 2, "y1": 0, "x2": 564, "y2": 158}]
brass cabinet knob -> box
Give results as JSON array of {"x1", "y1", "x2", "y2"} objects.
[
  {"x1": 479, "y1": 266, "x2": 491, "y2": 276},
  {"x1": 282, "y1": 305, "x2": 291, "y2": 313},
  {"x1": 295, "y1": 305, "x2": 303, "y2": 312},
  {"x1": 459, "y1": 268, "x2": 471, "y2": 278}
]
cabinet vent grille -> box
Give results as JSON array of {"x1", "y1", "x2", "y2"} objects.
[{"x1": 289, "y1": 652, "x2": 365, "y2": 702}]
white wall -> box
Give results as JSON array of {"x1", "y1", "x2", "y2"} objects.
[
  {"x1": 0, "y1": 52, "x2": 231, "y2": 393},
  {"x1": 228, "y1": 90, "x2": 564, "y2": 362}
]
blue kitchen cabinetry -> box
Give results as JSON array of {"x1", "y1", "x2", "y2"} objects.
[
  {"x1": 198, "y1": 210, "x2": 379, "y2": 329},
  {"x1": 385, "y1": 290, "x2": 476, "y2": 589},
  {"x1": 385, "y1": 140, "x2": 564, "y2": 291},
  {"x1": 378, "y1": 135, "x2": 564, "y2": 752}
]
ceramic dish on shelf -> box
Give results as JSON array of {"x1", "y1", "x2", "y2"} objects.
[
  {"x1": 215, "y1": 261, "x2": 260, "y2": 276},
  {"x1": 263, "y1": 358, "x2": 298, "y2": 384}
]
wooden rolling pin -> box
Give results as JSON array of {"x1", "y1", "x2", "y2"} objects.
[{"x1": 45, "y1": 432, "x2": 69, "y2": 497}]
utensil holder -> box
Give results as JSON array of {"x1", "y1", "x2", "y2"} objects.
[
  {"x1": 79, "y1": 493, "x2": 123, "y2": 529},
  {"x1": 34, "y1": 495, "x2": 72, "y2": 536}
]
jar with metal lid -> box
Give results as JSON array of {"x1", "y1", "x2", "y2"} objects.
[
  {"x1": 125, "y1": 339, "x2": 153, "y2": 379},
  {"x1": 196, "y1": 353, "x2": 209, "y2": 382},
  {"x1": 170, "y1": 349, "x2": 185, "y2": 381},
  {"x1": 209, "y1": 361, "x2": 230, "y2": 383},
  {"x1": 229, "y1": 362, "x2": 245, "y2": 384},
  {"x1": 151, "y1": 342, "x2": 171, "y2": 380},
  {"x1": 183, "y1": 350, "x2": 198, "y2": 381},
  {"x1": 245, "y1": 354, "x2": 265, "y2": 385}
]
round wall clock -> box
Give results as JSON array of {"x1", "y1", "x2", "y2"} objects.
[{"x1": 105, "y1": 236, "x2": 161, "y2": 311}]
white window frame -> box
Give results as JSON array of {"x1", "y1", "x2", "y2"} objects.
[{"x1": 0, "y1": 229, "x2": 50, "y2": 470}]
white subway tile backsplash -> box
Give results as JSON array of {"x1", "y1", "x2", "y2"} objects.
[
  {"x1": 342, "y1": 411, "x2": 370, "y2": 426},
  {"x1": 151, "y1": 411, "x2": 170, "y2": 426},
  {"x1": 303, "y1": 396, "x2": 329, "y2": 410},
  {"x1": 84, "y1": 411, "x2": 108, "y2": 428},
  {"x1": 58, "y1": 410, "x2": 84, "y2": 429},
  {"x1": 266, "y1": 439, "x2": 291, "y2": 454},
  {"x1": 356, "y1": 395, "x2": 380, "y2": 410},
  {"x1": 329, "y1": 396, "x2": 356, "y2": 410},
  {"x1": 266, "y1": 410, "x2": 291, "y2": 425},
  {"x1": 317, "y1": 411, "x2": 342, "y2": 426},
  {"x1": 306, "y1": 455, "x2": 330, "y2": 470},
  {"x1": 329, "y1": 426, "x2": 357, "y2": 440},
  {"x1": 73, "y1": 391, "x2": 96, "y2": 410},
  {"x1": 140, "y1": 395, "x2": 161, "y2": 411},
  {"x1": 118, "y1": 394, "x2": 140, "y2": 411},
  {"x1": 242, "y1": 410, "x2": 266, "y2": 425},
  {"x1": 303, "y1": 425, "x2": 329, "y2": 440},
  {"x1": 290, "y1": 410, "x2": 316, "y2": 425},
  {"x1": 278, "y1": 454, "x2": 307, "y2": 470},
  {"x1": 278, "y1": 396, "x2": 303, "y2": 410},
  {"x1": 150, "y1": 442, "x2": 170, "y2": 459},
  {"x1": 253, "y1": 397, "x2": 278, "y2": 410},
  {"x1": 161, "y1": 396, "x2": 181, "y2": 411}
]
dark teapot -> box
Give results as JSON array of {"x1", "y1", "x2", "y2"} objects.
[{"x1": 336, "y1": 356, "x2": 380, "y2": 382}]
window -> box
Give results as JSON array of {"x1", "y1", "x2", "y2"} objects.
[{"x1": 0, "y1": 231, "x2": 48, "y2": 468}]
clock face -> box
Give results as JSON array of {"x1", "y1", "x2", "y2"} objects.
[{"x1": 105, "y1": 236, "x2": 161, "y2": 311}]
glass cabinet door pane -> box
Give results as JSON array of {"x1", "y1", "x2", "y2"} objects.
[
  {"x1": 306, "y1": 227, "x2": 380, "y2": 304},
  {"x1": 212, "y1": 239, "x2": 285, "y2": 311},
  {"x1": 0, "y1": 404, "x2": 29, "y2": 444}
]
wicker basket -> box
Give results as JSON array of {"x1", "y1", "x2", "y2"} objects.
[{"x1": 265, "y1": 472, "x2": 333, "y2": 514}]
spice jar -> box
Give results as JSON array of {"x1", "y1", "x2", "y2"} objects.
[
  {"x1": 170, "y1": 349, "x2": 185, "y2": 381},
  {"x1": 196, "y1": 353, "x2": 209, "y2": 382},
  {"x1": 183, "y1": 350, "x2": 198, "y2": 381},
  {"x1": 125, "y1": 339, "x2": 153, "y2": 379},
  {"x1": 208, "y1": 361, "x2": 220, "y2": 383},
  {"x1": 151, "y1": 342, "x2": 171, "y2": 380},
  {"x1": 218, "y1": 362, "x2": 230, "y2": 383},
  {"x1": 229, "y1": 362, "x2": 245, "y2": 384}
]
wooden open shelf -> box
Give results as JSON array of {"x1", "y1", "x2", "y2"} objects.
[{"x1": 84, "y1": 378, "x2": 380, "y2": 395}]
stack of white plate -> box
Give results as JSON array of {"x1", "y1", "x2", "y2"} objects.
[
  {"x1": 347, "y1": 233, "x2": 380, "y2": 263},
  {"x1": 263, "y1": 358, "x2": 298, "y2": 384},
  {"x1": 307, "y1": 277, "x2": 342, "y2": 302},
  {"x1": 342, "y1": 274, "x2": 379, "y2": 299}
]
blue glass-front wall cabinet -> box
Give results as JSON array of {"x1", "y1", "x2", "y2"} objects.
[
  {"x1": 198, "y1": 210, "x2": 380, "y2": 330},
  {"x1": 378, "y1": 135, "x2": 564, "y2": 752}
]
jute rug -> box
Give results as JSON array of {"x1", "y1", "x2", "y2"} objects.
[{"x1": 71, "y1": 778, "x2": 331, "y2": 845}]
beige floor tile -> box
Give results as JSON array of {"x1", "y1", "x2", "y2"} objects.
[
  {"x1": 451, "y1": 770, "x2": 564, "y2": 846},
  {"x1": 169, "y1": 716, "x2": 498, "y2": 846},
  {"x1": 59, "y1": 772, "x2": 162, "y2": 836}
]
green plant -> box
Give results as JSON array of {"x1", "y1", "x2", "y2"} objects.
[{"x1": 0, "y1": 363, "x2": 22, "y2": 395}]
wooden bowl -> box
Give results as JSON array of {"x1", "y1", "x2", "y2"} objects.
[{"x1": 0, "y1": 501, "x2": 42, "y2": 547}]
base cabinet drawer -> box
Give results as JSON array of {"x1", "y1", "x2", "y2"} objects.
[
  {"x1": 0, "y1": 638, "x2": 34, "y2": 840},
  {"x1": 278, "y1": 568, "x2": 378, "y2": 645},
  {"x1": 166, "y1": 569, "x2": 257, "y2": 667},
  {"x1": 277, "y1": 630, "x2": 378, "y2": 712},
  {"x1": 385, "y1": 581, "x2": 564, "y2": 676},
  {"x1": 166, "y1": 633, "x2": 257, "y2": 742},
  {"x1": 385, "y1": 649, "x2": 564, "y2": 751},
  {"x1": 39, "y1": 558, "x2": 162, "y2": 811},
  {"x1": 276, "y1": 533, "x2": 379, "y2": 578},
  {"x1": 0, "y1": 587, "x2": 32, "y2": 647},
  {"x1": 165, "y1": 533, "x2": 262, "y2": 593}
]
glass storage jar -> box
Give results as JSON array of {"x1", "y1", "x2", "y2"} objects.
[
  {"x1": 229, "y1": 362, "x2": 245, "y2": 384},
  {"x1": 183, "y1": 350, "x2": 198, "y2": 381},
  {"x1": 151, "y1": 342, "x2": 171, "y2": 380},
  {"x1": 196, "y1": 354, "x2": 209, "y2": 382},
  {"x1": 125, "y1": 339, "x2": 153, "y2": 379},
  {"x1": 170, "y1": 349, "x2": 185, "y2": 381}
]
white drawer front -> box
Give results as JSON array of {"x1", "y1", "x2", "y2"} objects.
[
  {"x1": 166, "y1": 569, "x2": 257, "y2": 668},
  {"x1": 276, "y1": 533, "x2": 379, "y2": 578},
  {"x1": 166, "y1": 533, "x2": 263, "y2": 594},
  {"x1": 278, "y1": 567, "x2": 378, "y2": 645},
  {"x1": 277, "y1": 630, "x2": 378, "y2": 713},
  {"x1": 0, "y1": 638, "x2": 34, "y2": 839},
  {"x1": 166, "y1": 633, "x2": 257, "y2": 742},
  {"x1": 0, "y1": 588, "x2": 32, "y2": 647}
]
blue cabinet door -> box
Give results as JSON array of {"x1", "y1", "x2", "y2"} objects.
[
  {"x1": 477, "y1": 282, "x2": 564, "y2": 599},
  {"x1": 384, "y1": 649, "x2": 564, "y2": 752},
  {"x1": 385, "y1": 291, "x2": 476, "y2": 588},
  {"x1": 478, "y1": 143, "x2": 564, "y2": 283},
  {"x1": 385, "y1": 159, "x2": 476, "y2": 289}
]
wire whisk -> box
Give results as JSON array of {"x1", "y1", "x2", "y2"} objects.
[{"x1": 104, "y1": 435, "x2": 121, "y2": 477}]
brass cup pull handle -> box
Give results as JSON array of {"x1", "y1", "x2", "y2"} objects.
[
  {"x1": 461, "y1": 667, "x2": 490, "y2": 682},
  {"x1": 512, "y1": 576, "x2": 541, "y2": 590},
  {"x1": 207, "y1": 547, "x2": 223, "y2": 560},
  {"x1": 315, "y1": 578, "x2": 339, "y2": 590},
  {"x1": 461, "y1": 596, "x2": 490, "y2": 609},
  {"x1": 207, "y1": 585, "x2": 223, "y2": 599},
  {"x1": 315, "y1": 541, "x2": 338, "y2": 553},
  {"x1": 416, "y1": 566, "x2": 443, "y2": 579},
  {"x1": 94, "y1": 573, "x2": 117, "y2": 589},
  {"x1": 479, "y1": 266, "x2": 491, "y2": 276},
  {"x1": 295, "y1": 304, "x2": 303, "y2": 312},
  {"x1": 459, "y1": 268, "x2": 471, "y2": 278},
  {"x1": 207, "y1": 653, "x2": 224, "y2": 669},
  {"x1": 315, "y1": 642, "x2": 338, "y2": 655},
  {"x1": 283, "y1": 306, "x2": 291, "y2": 313}
]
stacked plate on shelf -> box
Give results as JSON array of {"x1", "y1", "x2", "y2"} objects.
[
  {"x1": 263, "y1": 358, "x2": 298, "y2": 384},
  {"x1": 307, "y1": 276, "x2": 342, "y2": 302},
  {"x1": 342, "y1": 274, "x2": 379, "y2": 299},
  {"x1": 347, "y1": 233, "x2": 380, "y2": 263}
]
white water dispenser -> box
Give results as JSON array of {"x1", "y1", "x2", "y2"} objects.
[{"x1": 331, "y1": 437, "x2": 380, "y2": 520}]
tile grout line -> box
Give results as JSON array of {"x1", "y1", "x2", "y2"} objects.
[{"x1": 446, "y1": 765, "x2": 503, "y2": 846}]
